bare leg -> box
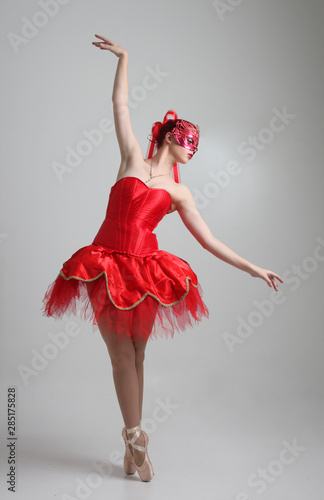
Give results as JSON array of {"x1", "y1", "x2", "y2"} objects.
[
  {"x1": 87, "y1": 282, "x2": 154, "y2": 424},
  {"x1": 86, "y1": 279, "x2": 154, "y2": 467},
  {"x1": 133, "y1": 338, "x2": 148, "y2": 421},
  {"x1": 97, "y1": 321, "x2": 149, "y2": 466},
  {"x1": 128, "y1": 338, "x2": 149, "y2": 466}
]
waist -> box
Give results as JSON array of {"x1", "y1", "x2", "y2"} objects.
[{"x1": 92, "y1": 219, "x2": 158, "y2": 257}]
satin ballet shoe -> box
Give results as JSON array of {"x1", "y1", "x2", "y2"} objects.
[
  {"x1": 121, "y1": 426, "x2": 136, "y2": 475},
  {"x1": 126, "y1": 423, "x2": 154, "y2": 482}
]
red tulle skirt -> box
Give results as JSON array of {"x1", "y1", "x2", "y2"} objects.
[{"x1": 41, "y1": 243, "x2": 209, "y2": 342}]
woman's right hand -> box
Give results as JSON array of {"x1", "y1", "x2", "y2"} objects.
[
  {"x1": 249, "y1": 265, "x2": 284, "y2": 291},
  {"x1": 92, "y1": 34, "x2": 127, "y2": 58}
]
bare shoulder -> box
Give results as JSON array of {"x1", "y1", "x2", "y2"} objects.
[{"x1": 173, "y1": 183, "x2": 196, "y2": 208}]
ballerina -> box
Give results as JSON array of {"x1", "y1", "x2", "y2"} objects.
[{"x1": 41, "y1": 34, "x2": 284, "y2": 482}]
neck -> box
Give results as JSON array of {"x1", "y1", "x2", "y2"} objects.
[{"x1": 148, "y1": 146, "x2": 175, "y2": 173}]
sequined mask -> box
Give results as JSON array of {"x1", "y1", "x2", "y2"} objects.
[{"x1": 171, "y1": 120, "x2": 200, "y2": 156}]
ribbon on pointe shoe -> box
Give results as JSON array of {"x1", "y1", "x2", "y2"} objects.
[{"x1": 126, "y1": 424, "x2": 145, "y2": 452}]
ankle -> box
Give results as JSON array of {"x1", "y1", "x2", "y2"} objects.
[{"x1": 128, "y1": 431, "x2": 144, "y2": 443}]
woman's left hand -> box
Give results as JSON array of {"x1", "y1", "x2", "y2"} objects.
[
  {"x1": 92, "y1": 34, "x2": 127, "y2": 58},
  {"x1": 249, "y1": 265, "x2": 284, "y2": 291}
]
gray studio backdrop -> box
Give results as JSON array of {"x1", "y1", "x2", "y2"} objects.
[{"x1": 1, "y1": 0, "x2": 323, "y2": 499}]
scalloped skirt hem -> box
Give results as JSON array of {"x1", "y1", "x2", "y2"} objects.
[{"x1": 41, "y1": 273, "x2": 209, "y2": 342}]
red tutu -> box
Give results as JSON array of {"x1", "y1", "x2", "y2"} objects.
[{"x1": 41, "y1": 177, "x2": 209, "y2": 342}]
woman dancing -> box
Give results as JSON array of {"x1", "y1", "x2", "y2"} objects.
[{"x1": 41, "y1": 34, "x2": 284, "y2": 482}]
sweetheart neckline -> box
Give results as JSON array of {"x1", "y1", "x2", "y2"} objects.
[{"x1": 112, "y1": 176, "x2": 172, "y2": 203}]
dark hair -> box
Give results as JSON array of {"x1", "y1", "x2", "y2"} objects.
[
  {"x1": 156, "y1": 120, "x2": 177, "y2": 148},
  {"x1": 156, "y1": 119, "x2": 197, "y2": 149}
]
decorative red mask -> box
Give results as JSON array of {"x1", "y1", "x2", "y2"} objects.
[
  {"x1": 146, "y1": 111, "x2": 200, "y2": 183},
  {"x1": 171, "y1": 120, "x2": 200, "y2": 156}
]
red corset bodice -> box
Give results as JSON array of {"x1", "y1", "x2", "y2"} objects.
[
  {"x1": 92, "y1": 177, "x2": 172, "y2": 256},
  {"x1": 42, "y1": 175, "x2": 210, "y2": 342}
]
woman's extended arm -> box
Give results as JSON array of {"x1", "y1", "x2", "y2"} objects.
[
  {"x1": 176, "y1": 184, "x2": 284, "y2": 291},
  {"x1": 92, "y1": 35, "x2": 143, "y2": 164}
]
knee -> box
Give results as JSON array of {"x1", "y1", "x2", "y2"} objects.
[
  {"x1": 134, "y1": 350, "x2": 145, "y2": 367},
  {"x1": 110, "y1": 351, "x2": 135, "y2": 370}
]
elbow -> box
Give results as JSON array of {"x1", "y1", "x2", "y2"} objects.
[
  {"x1": 200, "y1": 236, "x2": 213, "y2": 251},
  {"x1": 112, "y1": 97, "x2": 128, "y2": 107}
]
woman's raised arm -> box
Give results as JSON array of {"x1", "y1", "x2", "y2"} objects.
[{"x1": 92, "y1": 35, "x2": 143, "y2": 164}]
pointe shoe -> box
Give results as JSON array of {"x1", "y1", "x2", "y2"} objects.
[
  {"x1": 121, "y1": 426, "x2": 136, "y2": 474},
  {"x1": 125, "y1": 423, "x2": 154, "y2": 482}
]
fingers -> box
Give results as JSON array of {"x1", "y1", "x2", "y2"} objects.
[
  {"x1": 92, "y1": 40, "x2": 113, "y2": 51},
  {"x1": 271, "y1": 278, "x2": 278, "y2": 291},
  {"x1": 268, "y1": 274, "x2": 283, "y2": 291},
  {"x1": 254, "y1": 267, "x2": 284, "y2": 291},
  {"x1": 267, "y1": 278, "x2": 276, "y2": 291},
  {"x1": 269, "y1": 272, "x2": 284, "y2": 288},
  {"x1": 92, "y1": 43, "x2": 111, "y2": 50},
  {"x1": 92, "y1": 35, "x2": 117, "y2": 51},
  {"x1": 94, "y1": 34, "x2": 113, "y2": 44}
]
